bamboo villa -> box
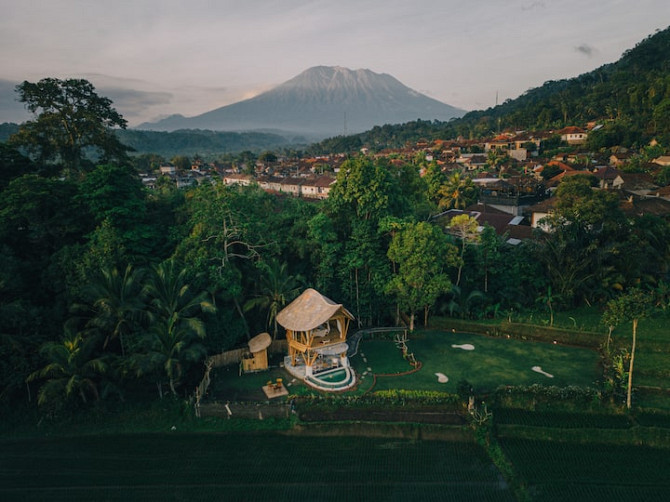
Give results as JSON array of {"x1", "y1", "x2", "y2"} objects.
[{"x1": 276, "y1": 288, "x2": 356, "y2": 391}]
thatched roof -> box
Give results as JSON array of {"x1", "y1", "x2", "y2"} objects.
[
  {"x1": 248, "y1": 332, "x2": 272, "y2": 353},
  {"x1": 276, "y1": 288, "x2": 353, "y2": 332}
]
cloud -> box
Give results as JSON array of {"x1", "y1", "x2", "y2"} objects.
[
  {"x1": 521, "y1": 1, "x2": 545, "y2": 11},
  {"x1": 98, "y1": 87, "x2": 173, "y2": 121},
  {"x1": 575, "y1": 44, "x2": 596, "y2": 57}
]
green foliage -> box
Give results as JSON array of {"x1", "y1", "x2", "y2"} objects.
[
  {"x1": 386, "y1": 221, "x2": 457, "y2": 329},
  {"x1": 0, "y1": 143, "x2": 36, "y2": 190},
  {"x1": 26, "y1": 330, "x2": 109, "y2": 408},
  {"x1": 602, "y1": 288, "x2": 654, "y2": 408},
  {"x1": 82, "y1": 265, "x2": 147, "y2": 356},
  {"x1": 116, "y1": 129, "x2": 292, "y2": 158},
  {"x1": 243, "y1": 258, "x2": 303, "y2": 339},
  {"x1": 494, "y1": 384, "x2": 602, "y2": 412},
  {"x1": 306, "y1": 27, "x2": 670, "y2": 148},
  {"x1": 134, "y1": 259, "x2": 216, "y2": 396},
  {"x1": 10, "y1": 78, "x2": 129, "y2": 172},
  {"x1": 438, "y1": 172, "x2": 479, "y2": 210},
  {"x1": 76, "y1": 163, "x2": 159, "y2": 258}
]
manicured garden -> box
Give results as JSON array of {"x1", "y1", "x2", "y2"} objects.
[
  {"x1": 207, "y1": 329, "x2": 602, "y2": 401},
  {"x1": 360, "y1": 330, "x2": 601, "y2": 394}
]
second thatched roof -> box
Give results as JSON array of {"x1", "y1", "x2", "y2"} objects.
[
  {"x1": 276, "y1": 288, "x2": 354, "y2": 332},
  {"x1": 248, "y1": 332, "x2": 272, "y2": 353}
]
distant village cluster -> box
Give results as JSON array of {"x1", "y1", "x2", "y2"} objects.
[{"x1": 141, "y1": 124, "x2": 670, "y2": 245}]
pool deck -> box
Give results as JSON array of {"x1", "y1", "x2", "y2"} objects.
[{"x1": 283, "y1": 356, "x2": 356, "y2": 391}]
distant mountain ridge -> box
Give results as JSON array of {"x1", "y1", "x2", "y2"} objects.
[{"x1": 139, "y1": 66, "x2": 465, "y2": 138}]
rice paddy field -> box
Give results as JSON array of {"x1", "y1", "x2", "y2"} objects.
[
  {"x1": 5, "y1": 321, "x2": 668, "y2": 501},
  {"x1": 0, "y1": 433, "x2": 514, "y2": 502},
  {"x1": 500, "y1": 438, "x2": 670, "y2": 501}
]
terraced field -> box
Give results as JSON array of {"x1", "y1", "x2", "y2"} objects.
[
  {"x1": 0, "y1": 433, "x2": 514, "y2": 501},
  {"x1": 500, "y1": 438, "x2": 670, "y2": 501}
]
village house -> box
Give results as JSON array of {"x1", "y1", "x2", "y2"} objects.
[
  {"x1": 458, "y1": 153, "x2": 488, "y2": 170},
  {"x1": 300, "y1": 175, "x2": 336, "y2": 200},
  {"x1": 592, "y1": 166, "x2": 621, "y2": 189},
  {"x1": 434, "y1": 205, "x2": 533, "y2": 245},
  {"x1": 613, "y1": 172, "x2": 658, "y2": 196},
  {"x1": 557, "y1": 126, "x2": 588, "y2": 145},
  {"x1": 525, "y1": 197, "x2": 558, "y2": 232},
  {"x1": 256, "y1": 175, "x2": 284, "y2": 193},
  {"x1": 609, "y1": 152, "x2": 634, "y2": 167},
  {"x1": 223, "y1": 173, "x2": 254, "y2": 187},
  {"x1": 159, "y1": 164, "x2": 177, "y2": 176}
]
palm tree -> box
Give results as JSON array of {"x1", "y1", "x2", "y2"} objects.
[
  {"x1": 138, "y1": 259, "x2": 215, "y2": 396},
  {"x1": 438, "y1": 172, "x2": 479, "y2": 210},
  {"x1": 136, "y1": 315, "x2": 208, "y2": 397},
  {"x1": 84, "y1": 265, "x2": 147, "y2": 356},
  {"x1": 27, "y1": 330, "x2": 107, "y2": 406},
  {"x1": 445, "y1": 285, "x2": 485, "y2": 319},
  {"x1": 244, "y1": 259, "x2": 303, "y2": 339}
]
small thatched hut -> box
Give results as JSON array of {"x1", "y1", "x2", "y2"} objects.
[
  {"x1": 276, "y1": 288, "x2": 354, "y2": 377},
  {"x1": 241, "y1": 332, "x2": 272, "y2": 373}
]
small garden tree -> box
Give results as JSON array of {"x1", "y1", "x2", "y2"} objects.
[{"x1": 602, "y1": 288, "x2": 653, "y2": 409}]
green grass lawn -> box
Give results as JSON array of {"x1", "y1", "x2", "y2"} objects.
[
  {"x1": 361, "y1": 331, "x2": 601, "y2": 394},
  {"x1": 0, "y1": 433, "x2": 514, "y2": 501},
  {"x1": 207, "y1": 330, "x2": 602, "y2": 401}
]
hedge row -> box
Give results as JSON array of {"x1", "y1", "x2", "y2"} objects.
[{"x1": 295, "y1": 389, "x2": 463, "y2": 412}]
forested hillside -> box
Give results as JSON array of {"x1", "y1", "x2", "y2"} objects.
[
  {"x1": 310, "y1": 25, "x2": 670, "y2": 153},
  {"x1": 115, "y1": 128, "x2": 299, "y2": 157}
]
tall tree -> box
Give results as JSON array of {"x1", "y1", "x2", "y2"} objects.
[
  {"x1": 538, "y1": 175, "x2": 625, "y2": 305},
  {"x1": 176, "y1": 182, "x2": 274, "y2": 340},
  {"x1": 602, "y1": 288, "x2": 653, "y2": 409},
  {"x1": 422, "y1": 161, "x2": 447, "y2": 206},
  {"x1": 326, "y1": 156, "x2": 407, "y2": 325},
  {"x1": 10, "y1": 78, "x2": 129, "y2": 173},
  {"x1": 386, "y1": 221, "x2": 457, "y2": 331},
  {"x1": 0, "y1": 143, "x2": 36, "y2": 190},
  {"x1": 244, "y1": 259, "x2": 303, "y2": 339},
  {"x1": 138, "y1": 260, "x2": 215, "y2": 396},
  {"x1": 83, "y1": 265, "x2": 147, "y2": 356},
  {"x1": 448, "y1": 214, "x2": 480, "y2": 287},
  {"x1": 76, "y1": 163, "x2": 159, "y2": 258}
]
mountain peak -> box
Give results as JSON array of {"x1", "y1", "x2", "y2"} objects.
[{"x1": 140, "y1": 66, "x2": 465, "y2": 137}]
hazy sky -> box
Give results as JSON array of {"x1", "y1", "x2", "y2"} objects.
[{"x1": 1, "y1": 0, "x2": 669, "y2": 126}]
